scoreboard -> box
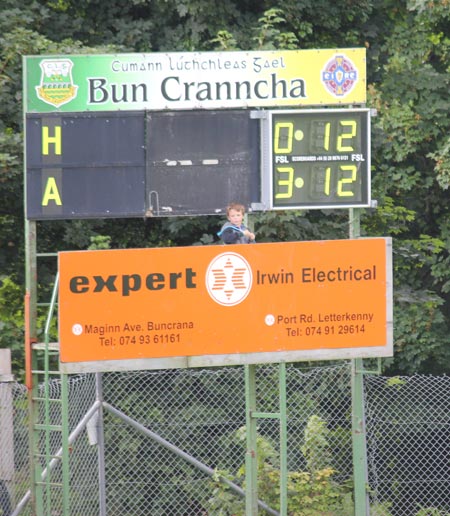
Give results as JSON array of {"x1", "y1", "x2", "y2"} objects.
[
  {"x1": 261, "y1": 109, "x2": 371, "y2": 210},
  {"x1": 25, "y1": 110, "x2": 260, "y2": 219},
  {"x1": 26, "y1": 112, "x2": 146, "y2": 219},
  {"x1": 24, "y1": 49, "x2": 370, "y2": 219},
  {"x1": 25, "y1": 108, "x2": 371, "y2": 219}
]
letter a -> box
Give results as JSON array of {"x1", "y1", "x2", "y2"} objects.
[{"x1": 42, "y1": 177, "x2": 62, "y2": 206}]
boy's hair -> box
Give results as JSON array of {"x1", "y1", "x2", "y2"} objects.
[{"x1": 226, "y1": 203, "x2": 245, "y2": 215}]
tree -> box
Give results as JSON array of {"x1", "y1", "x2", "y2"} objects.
[
  {"x1": 363, "y1": 0, "x2": 450, "y2": 373},
  {"x1": 0, "y1": 0, "x2": 449, "y2": 376}
]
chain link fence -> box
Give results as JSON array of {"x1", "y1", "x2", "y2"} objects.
[
  {"x1": 1, "y1": 363, "x2": 449, "y2": 515},
  {"x1": 0, "y1": 381, "x2": 29, "y2": 516},
  {"x1": 365, "y1": 374, "x2": 450, "y2": 516}
]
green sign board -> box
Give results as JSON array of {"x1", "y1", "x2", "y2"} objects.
[{"x1": 23, "y1": 49, "x2": 367, "y2": 113}]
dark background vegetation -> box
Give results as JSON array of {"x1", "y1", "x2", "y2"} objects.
[{"x1": 0, "y1": 0, "x2": 449, "y2": 378}]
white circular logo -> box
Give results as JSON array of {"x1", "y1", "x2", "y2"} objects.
[
  {"x1": 265, "y1": 314, "x2": 275, "y2": 326},
  {"x1": 206, "y1": 252, "x2": 253, "y2": 306},
  {"x1": 72, "y1": 324, "x2": 83, "y2": 336}
]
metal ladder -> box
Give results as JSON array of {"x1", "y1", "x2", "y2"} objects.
[{"x1": 26, "y1": 245, "x2": 70, "y2": 516}]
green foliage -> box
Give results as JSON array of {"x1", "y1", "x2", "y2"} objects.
[
  {"x1": 366, "y1": 3, "x2": 450, "y2": 382},
  {"x1": 382, "y1": 230, "x2": 450, "y2": 374},
  {"x1": 209, "y1": 30, "x2": 238, "y2": 51},
  {"x1": 285, "y1": 468, "x2": 354, "y2": 516},
  {"x1": 208, "y1": 416, "x2": 448, "y2": 515},
  {"x1": 385, "y1": 376, "x2": 407, "y2": 388},
  {"x1": 370, "y1": 501, "x2": 450, "y2": 516},
  {"x1": 428, "y1": 136, "x2": 450, "y2": 190},
  {"x1": 0, "y1": 275, "x2": 55, "y2": 381},
  {"x1": 88, "y1": 235, "x2": 111, "y2": 250},
  {"x1": 254, "y1": 210, "x2": 314, "y2": 242},
  {"x1": 0, "y1": 276, "x2": 24, "y2": 377},
  {"x1": 301, "y1": 415, "x2": 331, "y2": 474},
  {"x1": 388, "y1": 293, "x2": 449, "y2": 374},
  {"x1": 253, "y1": 209, "x2": 349, "y2": 243},
  {"x1": 362, "y1": 196, "x2": 415, "y2": 236},
  {"x1": 253, "y1": 8, "x2": 299, "y2": 50},
  {"x1": 0, "y1": 0, "x2": 449, "y2": 377},
  {"x1": 415, "y1": 506, "x2": 449, "y2": 516},
  {"x1": 369, "y1": 501, "x2": 394, "y2": 516},
  {"x1": 208, "y1": 417, "x2": 354, "y2": 515}
]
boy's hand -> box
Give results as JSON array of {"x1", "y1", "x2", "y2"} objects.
[{"x1": 244, "y1": 229, "x2": 255, "y2": 241}]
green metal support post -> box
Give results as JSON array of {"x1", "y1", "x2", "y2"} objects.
[
  {"x1": 25, "y1": 217, "x2": 71, "y2": 516},
  {"x1": 245, "y1": 364, "x2": 258, "y2": 515},
  {"x1": 25, "y1": 218, "x2": 42, "y2": 515},
  {"x1": 245, "y1": 363, "x2": 288, "y2": 516},
  {"x1": 61, "y1": 373, "x2": 70, "y2": 515},
  {"x1": 244, "y1": 213, "x2": 259, "y2": 515},
  {"x1": 279, "y1": 362, "x2": 288, "y2": 516},
  {"x1": 352, "y1": 359, "x2": 369, "y2": 515},
  {"x1": 349, "y1": 208, "x2": 370, "y2": 516}
]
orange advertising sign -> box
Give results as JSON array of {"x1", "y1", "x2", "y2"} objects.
[{"x1": 58, "y1": 238, "x2": 393, "y2": 373}]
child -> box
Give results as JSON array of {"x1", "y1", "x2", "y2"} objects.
[{"x1": 218, "y1": 203, "x2": 256, "y2": 244}]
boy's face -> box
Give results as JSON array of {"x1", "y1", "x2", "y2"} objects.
[{"x1": 227, "y1": 208, "x2": 244, "y2": 226}]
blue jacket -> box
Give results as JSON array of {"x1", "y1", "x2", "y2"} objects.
[{"x1": 217, "y1": 222, "x2": 255, "y2": 244}]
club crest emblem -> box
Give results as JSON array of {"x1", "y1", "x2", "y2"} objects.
[
  {"x1": 322, "y1": 55, "x2": 358, "y2": 97},
  {"x1": 36, "y1": 59, "x2": 78, "y2": 107}
]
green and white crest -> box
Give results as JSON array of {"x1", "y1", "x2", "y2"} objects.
[{"x1": 35, "y1": 59, "x2": 78, "y2": 107}]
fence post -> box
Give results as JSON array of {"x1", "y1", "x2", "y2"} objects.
[
  {"x1": 245, "y1": 364, "x2": 258, "y2": 515},
  {"x1": 95, "y1": 373, "x2": 107, "y2": 516},
  {"x1": 0, "y1": 349, "x2": 14, "y2": 514},
  {"x1": 352, "y1": 359, "x2": 369, "y2": 515},
  {"x1": 349, "y1": 208, "x2": 369, "y2": 516},
  {"x1": 61, "y1": 374, "x2": 70, "y2": 516},
  {"x1": 279, "y1": 362, "x2": 288, "y2": 516}
]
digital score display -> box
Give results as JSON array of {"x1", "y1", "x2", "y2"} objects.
[{"x1": 263, "y1": 109, "x2": 371, "y2": 209}]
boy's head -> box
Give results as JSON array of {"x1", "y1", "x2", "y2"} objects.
[
  {"x1": 226, "y1": 203, "x2": 245, "y2": 226},
  {"x1": 226, "y1": 203, "x2": 245, "y2": 216}
]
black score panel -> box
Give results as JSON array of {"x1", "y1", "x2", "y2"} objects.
[
  {"x1": 268, "y1": 109, "x2": 371, "y2": 209},
  {"x1": 146, "y1": 110, "x2": 260, "y2": 216},
  {"x1": 26, "y1": 112, "x2": 146, "y2": 219}
]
